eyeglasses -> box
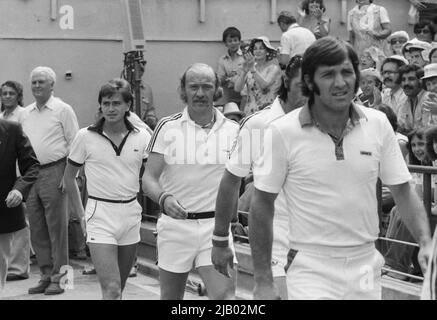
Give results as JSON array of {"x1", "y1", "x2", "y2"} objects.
[
  {"x1": 414, "y1": 29, "x2": 431, "y2": 34},
  {"x1": 390, "y1": 38, "x2": 407, "y2": 45}
]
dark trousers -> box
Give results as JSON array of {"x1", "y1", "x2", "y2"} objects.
[{"x1": 27, "y1": 161, "x2": 68, "y2": 281}]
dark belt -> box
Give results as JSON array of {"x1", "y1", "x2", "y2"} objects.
[
  {"x1": 40, "y1": 157, "x2": 67, "y2": 170},
  {"x1": 88, "y1": 195, "x2": 137, "y2": 204},
  {"x1": 164, "y1": 211, "x2": 215, "y2": 219}
]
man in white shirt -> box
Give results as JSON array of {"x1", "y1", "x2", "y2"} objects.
[
  {"x1": 277, "y1": 11, "x2": 316, "y2": 69},
  {"x1": 142, "y1": 63, "x2": 239, "y2": 300},
  {"x1": 250, "y1": 37, "x2": 432, "y2": 300},
  {"x1": 380, "y1": 56, "x2": 408, "y2": 117},
  {"x1": 22, "y1": 66, "x2": 79, "y2": 295}
]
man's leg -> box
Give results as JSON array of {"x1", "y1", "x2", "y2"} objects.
[
  {"x1": 159, "y1": 268, "x2": 189, "y2": 300},
  {"x1": 7, "y1": 216, "x2": 30, "y2": 280},
  {"x1": 197, "y1": 265, "x2": 235, "y2": 300},
  {"x1": 117, "y1": 243, "x2": 138, "y2": 292},
  {"x1": 89, "y1": 243, "x2": 122, "y2": 300},
  {"x1": 0, "y1": 233, "x2": 14, "y2": 289}
]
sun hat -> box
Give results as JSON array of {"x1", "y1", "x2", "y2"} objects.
[
  {"x1": 360, "y1": 68, "x2": 382, "y2": 82},
  {"x1": 223, "y1": 102, "x2": 245, "y2": 117},
  {"x1": 252, "y1": 36, "x2": 276, "y2": 51},
  {"x1": 422, "y1": 63, "x2": 437, "y2": 80},
  {"x1": 387, "y1": 31, "x2": 410, "y2": 43}
]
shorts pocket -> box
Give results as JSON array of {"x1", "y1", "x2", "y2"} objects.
[
  {"x1": 284, "y1": 248, "x2": 299, "y2": 273},
  {"x1": 85, "y1": 200, "x2": 98, "y2": 223}
]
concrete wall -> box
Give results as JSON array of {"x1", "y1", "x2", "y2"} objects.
[{"x1": 0, "y1": 0, "x2": 414, "y2": 126}]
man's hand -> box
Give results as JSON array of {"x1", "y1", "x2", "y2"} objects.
[
  {"x1": 418, "y1": 239, "x2": 433, "y2": 274},
  {"x1": 242, "y1": 52, "x2": 256, "y2": 72},
  {"x1": 5, "y1": 189, "x2": 23, "y2": 208},
  {"x1": 253, "y1": 282, "x2": 281, "y2": 300},
  {"x1": 163, "y1": 196, "x2": 187, "y2": 219},
  {"x1": 211, "y1": 246, "x2": 234, "y2": 278}
]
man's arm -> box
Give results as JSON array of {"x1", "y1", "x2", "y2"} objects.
[
  {"x1": 388, "y1": 182, "x2": 432, "y2": 273},
  {"x1": 142, "y1": 152, "x2": 186, "y2": 219},
  {"x1": 63, "y1": 163, "x2": 85, "y2": 233},
  {"x1": 212, "y1": 170, "x2": 241, "y2": 277},
  {"x1": 249, "y1": 187, "x2": 279, "y2": 300},
  {"x1": 279, "y1": 54, "x2": 289, "y2": 69}
]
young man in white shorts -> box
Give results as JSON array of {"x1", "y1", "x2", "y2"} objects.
[
  {"x1": 212, "y1": 55, "x2": 306, "y2": 299},
  {"x1": 142, "y1": 63, "x2": 239, "y2": 300},
  {"x1": 64, "y1": 79, "x2": 151, "y2": 299}
]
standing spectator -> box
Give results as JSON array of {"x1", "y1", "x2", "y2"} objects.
[
  {"x1": 22, "y1": 66, "x2": 79, "y2": 295},
  {"x1": 234, "y1": 36, "x2": 282, "y2": 115},
  {"x1": 386, "y1": 31, "x2": 409, "y2": 56},
  {"x1": 408, "y1": 0, "x2": 437, "y2": 25},
  {"x1": 64, "y1": 79, "x2": 150, "y2": 300},
  {"x1": 217, "y1": 27, "x2": 245, "y2": 108},
  {"x1": 381, "y1": 55, "x2": 409, "y2": 116},
  {"x1": 298, "y1": 0, "x2": 331, "y2": 39},
  {"x1": 249, "y1": 37, "x2": 432, "y2": 300},
  {"x1": 398, "y1": 64, "x2": 437, "y2": 134},
  {"x1": 142, "y1": 63, "x2": 238, "y2": 300},
  {"x1": 348, "y1": 0, "x2": 392, "y2": 54},
  {"x1": 0, "y1": 81, "x2": 32, "y2": 282},
  {"x1": 0, "y1": 119, "x2": 39, "y2": 290},
  {"x1": 277, "y1": 11, "x2": 316, "y2": 69}
]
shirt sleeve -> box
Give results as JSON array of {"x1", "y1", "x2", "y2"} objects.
[
  {"x1": 253, "y1": 124, "x2": 288, "y2": 194},
  {"x1": 279, "y1": 33, "x2": 291, "y2": 56},
  {"x1": 217, "y1": 57, "x2": 226, "y2": 83},
  {"x1": 146, "y1": 118, "x2": 168, "y2": 155},
  {"x1": 68, "y1": 130, "x2": 87, "y2": 167},
  {"x1": 379, "y1": 6, "x2": 390, "y2": 24},
  {"x1": 226, "y1": 121, "x2": 255, "y2": 177},
  {"x1": 61, "y1": 104, "x2": 80, "y2": 148},
  {"x1": 379, "y1": 115, "x2": 412, "y2": 185},
  {"x1": 142, "y1": 130, "x2": 152, "y2": 160}
]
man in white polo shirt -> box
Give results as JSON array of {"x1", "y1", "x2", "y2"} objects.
[
  {"x1": 212, "y1": 55, "x2": 306, "y2": 299},
  {"x1": 250, "y1": 37, "x2": 433, "y2": 300},
  {"x1": 22, "y1": 66, "x2": 79, "y2": 295},
  {"x1": 142, "y1": 63, "x2": 239, "y2": 300},
  {"x1": 277, "y1": 11, "x2": 316, "y2": 69},
  {"x1": 64, "y1": 79, "x2": 151, "y2": 299}
]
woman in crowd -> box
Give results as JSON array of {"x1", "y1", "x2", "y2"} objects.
[
  {"x1": 429, "y1": 47, "x2": 437, "y2": 64},
  {"x1": 298, "y1": 0, "x2": 330, "y2": 39},
  {"x1": 234, "y1": 36, "x2": 282, "y2": 115},
  {"x1": 357, "y1": 68, "x2": 382, "y2": 108},
  {"x1": 413, "y1": 21, "x2": 435, "y2": 44},
  {"x1": 386, "y1": 31, "x2": 409, "y2": 56}
]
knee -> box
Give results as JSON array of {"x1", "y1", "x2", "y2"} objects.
[{"x1": 102, "y1": 281, "x2": 122, "y2": 300}]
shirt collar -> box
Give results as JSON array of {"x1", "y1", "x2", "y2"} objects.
[
  {"x1": 224, "y1": 48, "x2": 243, "y2": 60},
  {"x1": 180, "y1": 106, "x2": 226, "y2": 130},
  {"x1": 299, "y1": 102, "x2": 367, "y2": 128},
  {"x1": 30, "y1": 95, "x2": 55, "y2": 112},
  {"x1": 270, "y1": 97, "x2": 286, "y2": 118},
  {"x1": 288, "y1": 23, "x2": 300, "y2": 31},
  {"x1": 87, "y1": 116, "x2": 138, "y2": 134}
]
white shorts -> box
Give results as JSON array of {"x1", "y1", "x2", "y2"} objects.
[
  {"x1": 157, "y1": 214, "x2": 237, "y2": 273},
  {"x1": 285, "y1": 243, "x2": 385, "y2": 300},
  {"x1": 85, "y1": 198, "x2": 142, "y2": 246},
  {"x1": 271, "y1": 218, "x2": 288, "y2": 278}
]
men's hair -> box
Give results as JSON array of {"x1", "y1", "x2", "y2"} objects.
[
  {"x1": 375, "y1": 104, "x2": 398, "y2": 132},
  {"x1": 222, "y1": 27, "x2": 241, "y2": 43},
  {"x1": 398, "y1": 64, "x2": 424, "y2": 82},
  {"x1": 1, "y1": 80, "x2": 24, "y2": 107},
  {"x1": 248, "y1": 38, "x2": 277, "y2": 61},
  {"x1": 301, "y1": 37, "x2": 360, "y2": 104},
  {"x1": 426, "y1": 125, "x2": 437, "y2": 161},
  {"x1": 278, "y1": 55, "x2": 303, "y2": 102},
  {"x1": 98, "y1": 78, "x2": 133, "y2": 110},
  {"x1": 301, "y1": 0, "x2": 326, "y2": 15},
  {"x1": 277, "y1": 11, "x2": 297, "y2": 25},
  {"x1": 178, "y1": 63, "x2": 222, "y2": 103},
  {"x1": 414, "y1": 21, "x2": 436, "y2": 39},
  {"x1": 30, "y1": 66, "x2": 56, "y2": 84}
]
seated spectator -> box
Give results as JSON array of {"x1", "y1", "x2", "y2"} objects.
[
  {"x1": 413, "y1": 21, "x2": 435, "y2": 44},
  {"x1": 357, "y1": 68, "x2": 382, "y2": 108},
  {"x1": 222, "y1": 102, "x2": 244, "y2": 123},
  {"x1": 387, "y1": 31, "x2": 409, "y2": 56},
  {"x1": 217, "y1": 27, "x2": 245, "y2": 108},
  {"x1": 403, "y1": 39, "x2": 432, "y2": 67},
  {"x1": 297, "y1": 0, "x2": 330, "y2": 39},
  {"x1": 234, "y1": 36, "x2": 282, "y2": 115},
  {"x1": 429, "y1": 47, "x2": 437, "y2": 64},
  {"x1": 359, "y1": 46, "x2": 386, "y2": 71},
  {"x1": 397, "y1": 64, "x2": 437, "y2": 134}
]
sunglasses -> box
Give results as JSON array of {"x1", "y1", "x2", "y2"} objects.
[{"x1": 390, "y1": 38, "x2": 407, "y2": 45}]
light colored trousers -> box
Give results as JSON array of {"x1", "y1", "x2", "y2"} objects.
[{"x1": 0, "y1": 233, "x2": 14, "y2": 289}]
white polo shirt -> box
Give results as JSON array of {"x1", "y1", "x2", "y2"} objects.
[
  {"x1": 22, "y1": 96, "x2": 79, "y2": 165},
  {"x1": 254, "y1": 103, "x2": 411, "y2": 248},
  {"x1": 147, "y1": 107, "x2": 239, "y2": 212},
  {"x1": 279, "y1": 23, "x2": 316, "y2": 59},
  {"x1": 226, "y1": 97, "x2": 288, "y2": 223},
  {"x1": 68, "y1": 118, "x2": 150, "y2": 200}
]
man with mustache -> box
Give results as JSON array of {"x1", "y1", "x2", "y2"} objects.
[
  {"x1": 381, "y1": 56, "x2": 408, "y2": 117},
  {"x1": 397, "y1": 64, "x2": 437, "y2": 134}
]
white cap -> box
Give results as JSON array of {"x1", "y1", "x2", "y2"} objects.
[{"x1": 422, "y1": 63, "x2": 437, "y2": 80}]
